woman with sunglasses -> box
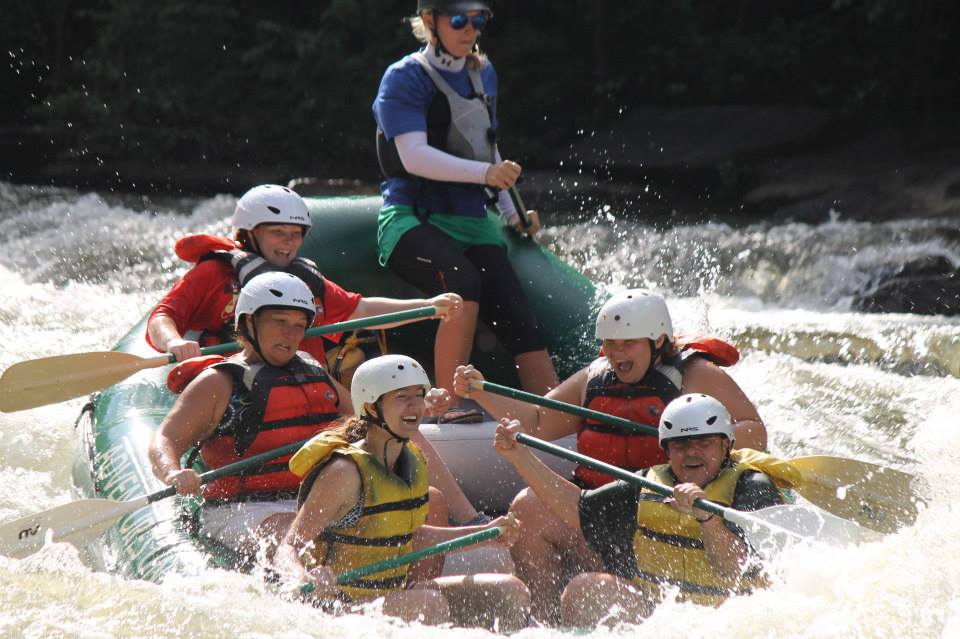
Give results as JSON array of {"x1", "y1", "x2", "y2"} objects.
[{"x1": 372, "y1": 0, "x2": 558, "y2": 422}]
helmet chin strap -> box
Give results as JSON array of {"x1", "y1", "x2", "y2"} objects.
[
  {"x1": 364, "y1": 402, "x2": 409, "y2": 471},
  {"x1": 246, "y1": 314, "x2": 269, "y2": 364}
]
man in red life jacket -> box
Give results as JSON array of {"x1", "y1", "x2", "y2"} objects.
[{"x1": 452, "y1": 288, "x2": 767, "y2": 621}]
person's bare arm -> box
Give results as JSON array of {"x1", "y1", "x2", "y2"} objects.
[
  {"x1": 671, "y1": 482, "x2": 748, "y2": 584},
  {"x1": 148, "y1": 313, "x2": 201, "y2": 362},
  {"x1": 272, "y1": 458, "x2": 361, "y2": 592},
  {"x1": 148, "y1": 369, "x2": 232, "y2": 493},
  {"x1": 492, "y1": 419, "x2": 583, "y2": 533},
  {"x1": 453, "y1": 365, "x2": 587, "y2": 441},
  {"x1": 682, "y1": 358, "x2": 767, "y2": 451},
  {"x1": 349, "y1": 293, "x2": 463, "y2": 327}
]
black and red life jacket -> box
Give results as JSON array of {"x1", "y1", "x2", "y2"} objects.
[{"x1": 576, "y1": 337, "x2": 740, "y2": 489}]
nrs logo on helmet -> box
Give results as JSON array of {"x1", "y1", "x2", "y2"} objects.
[{"x1": 658, "y1": 394, "x2": 735, "y2": 448}]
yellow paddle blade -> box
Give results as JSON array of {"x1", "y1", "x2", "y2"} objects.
[
  {"x1": 790, "y1": 455, "x2": 920, "y2": 534},
  {"x1": 0, "y1": 351, "x2": 171, "y2": 413}
]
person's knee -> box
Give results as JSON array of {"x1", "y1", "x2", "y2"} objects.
[
  {"x1": 562, "y1": 572, "x2": 608, "y2": 603},
  {"x1": 510, "y1": 488, "x2": 556, "y2": 531},
  {"x1": 417, "y1": 589, "x2": 451, "y2": 625},
  {"x1": 385, "y1": 588, "x2": 451, "y2": 625},
  {"x1": 560, "y1": 573, "x2": 650, "y2": 628},
  {"x1": 487, "y1": 576, "x2": 531, "y2": 631}
]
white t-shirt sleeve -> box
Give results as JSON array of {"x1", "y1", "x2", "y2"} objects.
[{"x1": 394, "y1": 131, "x2": 490, "y2": 184}]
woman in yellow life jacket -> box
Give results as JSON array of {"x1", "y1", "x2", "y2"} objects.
[
  {"x1": 453, "y1": 288, "x2": 768, "y2": 622},
  {"x1": 272, "y1": 355, "x2": 530, "y2": 630},
  {"x1": 493, "y1": 394, "x2": 792, "y2": 628}
]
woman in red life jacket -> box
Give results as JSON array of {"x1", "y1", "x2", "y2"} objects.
[
  {"x1": 147, "y1": 184, "x2": 489, "y2": 527},
  {"x1": 149, "y1": 271, "x2": 351, "y2": 561},
  {"x1": 451, "y1": 288, "x2": 767, "y2": 622},
  {"x1": 146, "y1": 183, "x2": 464, "y2": 364}
]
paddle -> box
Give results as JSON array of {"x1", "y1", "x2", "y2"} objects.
[
  {"x1": 298, "y1": 527, "x2": 503, "y2": 595},
  {"x1": 507, "y1": 185, "x2": 531, "y2": 230},
  {"x1": 0, "y1": 439, "x2": 309, "y2": 559},
  {"x1": 0, "y1": 305, "x2": 440, "y2": 413},
  {"x1": 473, "y1": 379, "x2": 657, "y2": 436},
  {"x1": 514, "y1": 432, "x2": 877, "y2": 549},
  {"x1": 473, "y1": 379, "x2": 918, "y2": 533}
]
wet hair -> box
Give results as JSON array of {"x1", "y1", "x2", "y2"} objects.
[
  {"x1": 410, "y1": 13, "x2": 487, "y2": 71},
  {"x1": 233, "y1": 228, "x2": 256, "y2": 251},
  {"x1": 331, "y1": 414, "x2": 372, "y2": 444}
]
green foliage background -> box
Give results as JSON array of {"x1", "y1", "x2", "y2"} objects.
[{"x1": 3, "y1": 1, "x2": 958, "y2": 182}]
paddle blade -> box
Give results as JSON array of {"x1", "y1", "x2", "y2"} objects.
[
  {"x1": 0, "y1": 496, "x2": 148, "y2": 559},
  {"x1": 791, "y1": 456, "x2": 920, "y2": 534},
  {"x1": 727, "y1": 504, "x2": 881, "y2": 556},
  {"x1": 0, "y1": 351, "x2": 170, "y2": 412}
]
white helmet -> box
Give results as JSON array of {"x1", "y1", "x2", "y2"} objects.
[
  {"x1": 350, "y1": 355, "x2": 431, "y2": 417},
  {"x1": 595, "y1": 289, "x2": 673, "y2": 341},
  {"x1": 659, "y1": 394, "x2": 734, "y2": 448},
  {"x1": 233, "y1": 184, "x2": 312, "y2": 231},
  {"x1": 235, "y1": 272, "x2": 316, "y2": 327}
]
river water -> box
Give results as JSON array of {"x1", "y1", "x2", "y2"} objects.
[{"x1": 0, "y1": 180, "x2": 957, "y2": 638}]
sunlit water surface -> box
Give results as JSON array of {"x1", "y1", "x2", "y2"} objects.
[{"x1": 1, "y1": 181, "x2": 957, "y2": 638}]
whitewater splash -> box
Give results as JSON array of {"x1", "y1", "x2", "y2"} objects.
[{"x1": 0, "y1": 181, "x2": 957, "y2": 638}]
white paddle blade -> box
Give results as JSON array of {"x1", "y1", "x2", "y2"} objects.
[
  {"x1": 724, "y1": 504, "x2": 882, "y2": 556},
  {"x1": 0, "y1": 352, "x2": 169, "y2": 412},
  {"x1": 0, "y1": 496, "x2": 148, "y2": 559}
]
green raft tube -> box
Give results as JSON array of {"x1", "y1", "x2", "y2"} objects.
[{"x1": 71, "y1": 196, "x2": 598, "y2": 582}]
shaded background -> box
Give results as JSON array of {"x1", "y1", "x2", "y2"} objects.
[{"x1": 3, "y1": 0, "x2": 960, "y2": 220}]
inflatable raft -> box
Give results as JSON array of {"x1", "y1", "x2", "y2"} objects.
[{"x1": 70, "y1": 196, "x2": 598, "y2": 581}]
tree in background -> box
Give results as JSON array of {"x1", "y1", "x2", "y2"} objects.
[{"x1": 5, "y1": 0, "x2": 960, "y2": 187}]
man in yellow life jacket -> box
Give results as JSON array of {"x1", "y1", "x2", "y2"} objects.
[{"x1": 493, "y1": 394, "x2": 792, "y2": 628}]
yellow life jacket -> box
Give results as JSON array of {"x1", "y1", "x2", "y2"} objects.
[
  {"x1": 632, "y1": 448, "x2": 801, "y2": 606},
  {"x1": 289, "y1": 431, "x2": 431, "y2": 601}
]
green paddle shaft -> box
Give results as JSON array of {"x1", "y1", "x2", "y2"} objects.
[
  {"x1": 150, "y1": 438, "x2": 309, "y2": 503},
  {"x1": 175, "y1": 306, "x2": 440, "y2": 362},
  {"x1": 515, "y1": 432, "x2": 728, "y2": 519},
  {"x1": 478, "y1": 380, "x2": 658, "y2": 436},
  {"x1": 508, "y1": 186, "x2": 531, "y2": 229},
  {"x1": 299, "y1": 527, "x2": 502, "y2": 595}
]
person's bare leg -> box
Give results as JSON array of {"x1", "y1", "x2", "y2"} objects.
[
  {"x1": 436, "y1": 573, "x2": 531, "y2": 631},
  {"x1": 434, "y1": 301, "x2": 479, "y2": 400},
  {"x1": 382, "y1": 586, "x2": 450, "y2": 625},
  {"x1": 508, "y1": 488, "x2": 601, "y2": 624},
  {"x1": 412, "y1": 431, "x2": 478, "y2": 524},
  {"x1": 408, "y1": 487, "x2": 448, "y2": 582},
  {"x1": 560, "y1": 572, "x2": 653, "y2": 628},
  {"x1": 514, "y1": 349, "x2": 558, "y2": 395}
]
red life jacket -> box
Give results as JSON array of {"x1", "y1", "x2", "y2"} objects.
[
  {"x1": 172, "y1": 234, "x2": 332, "y2": 356},
  {"x1": 576, "y1": 337, "x2": 740, "y2": 489},
  {"x1": 167, "y1": 352, "x2": 342, "y2": 501}
]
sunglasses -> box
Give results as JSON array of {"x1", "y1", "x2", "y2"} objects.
[{"x1": 447, "y1": 13, "x2": 489, "y2": 31}]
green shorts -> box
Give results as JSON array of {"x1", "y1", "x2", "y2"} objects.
[{"x1": 377, "y1": 204, "x2": 506, "y2": 266}]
